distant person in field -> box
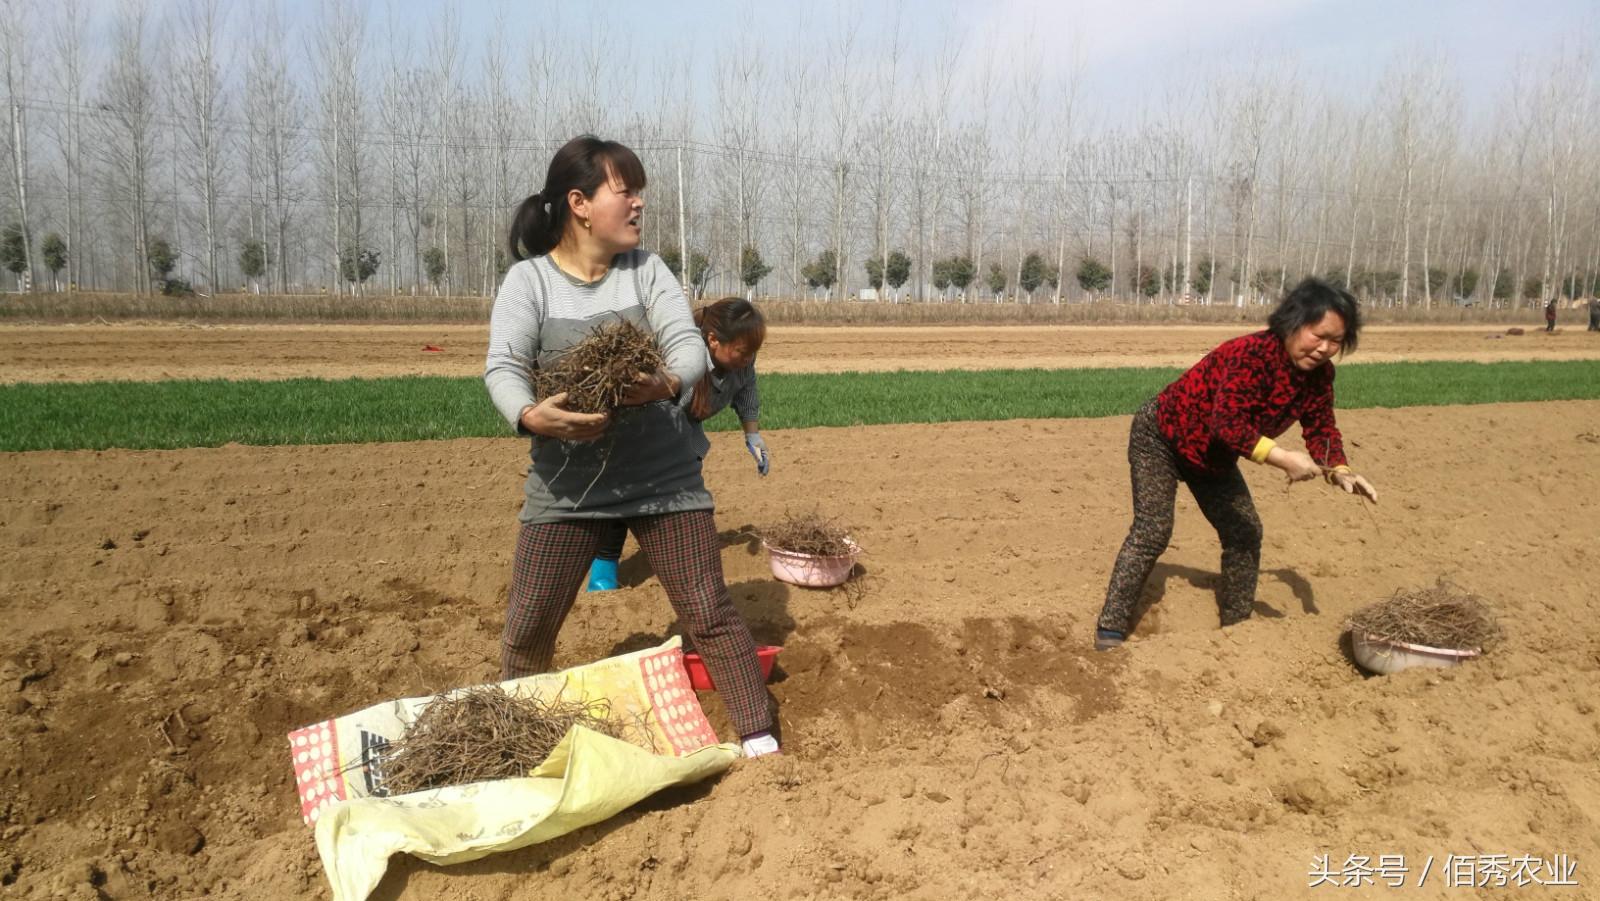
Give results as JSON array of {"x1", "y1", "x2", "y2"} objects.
[
  {"x1": 1545, "y1": 297, "x2": 1558, "y2": 332},
  {"x1": 483, "y1": 135, "x2": 779, "y2": 758},
  {"x1": 586, "y1": 297, "x2": 770, "y2": 592},
  {"x1": 1093, "y1": 278, "x2": 1379, "y2": 651},
  {"x1": 1587, "y1": 296, "x2": 1598, "y2": 332}
]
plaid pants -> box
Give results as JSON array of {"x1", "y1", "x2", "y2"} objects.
[
  {"x1": 1097, "y1": 398, "x2": 1264, "y2": 633},
  {"x1": 502, "y1": 509, "x2": 773, "y2": 738}
]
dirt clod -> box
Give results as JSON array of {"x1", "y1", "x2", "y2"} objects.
[{"x1": 155, "y1": 821, "x2": 205, "y2": 856}]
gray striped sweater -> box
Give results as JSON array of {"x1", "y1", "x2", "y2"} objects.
[{"x1": 485, "y1": 250, "x2": 712, "y2": 523}]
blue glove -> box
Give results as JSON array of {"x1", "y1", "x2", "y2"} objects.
[{"x1": 744, "y1": 432, "x2": 770, "y2": 476}]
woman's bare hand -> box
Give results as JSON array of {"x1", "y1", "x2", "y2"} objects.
[
  {"x1": 619, "y1": 369, "x2": 681, "y2": 406},
  {"x1": 1330, "y1": 470, "x2": 1378, "y2": 503},
  {"x1": 1267, "y1": 447, "x2": 1322, "y2": 482},
  {"x1": 520, "y1": 393, "x2": 609, "y2": 441}
]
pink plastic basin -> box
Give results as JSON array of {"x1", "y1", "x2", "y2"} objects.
[
  {"x1": 682, "y1": 645, "x2": 782, "y2": 691},
  {"x1": 763, "y1": 539, "x2": 860, "y2": 588},
  {"x1": 1350, "y1": 631, "x2": 1482, "y2": 675}
]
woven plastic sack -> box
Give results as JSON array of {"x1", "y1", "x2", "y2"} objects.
[{"x1": 285, "y1": 637, "x2": 739, "y2": 901}]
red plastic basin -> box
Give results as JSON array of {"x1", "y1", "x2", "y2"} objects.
[{"x1": 682, "y1": 645, "x2": 782, "y2": 691}]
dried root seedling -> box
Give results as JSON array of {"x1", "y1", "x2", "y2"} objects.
[
  {"x1": 1317, "y1": 464, "x2": 1382, "y2": 534},
  {"x1": 531, "y1": 318, "x2": 664, "y2": 414},
  {"x1": 1345, "y1": 580, "x2": 1504, "y2": 652},
  {"x1": 364, "y1": 685, "x2": 657, "y2": 795},
  {"x1": 762, "y1": 509, "x2": 857, "y2": 557},
  {"x1": 520, "y1": 318, "x2": 664, "y2": 507},
  {"x1": 1280, "y1": 440, "x2": 1380, "y2": 533},
  {"x1": 832, "y1": 571, "x2": 872, "y2": 610}
]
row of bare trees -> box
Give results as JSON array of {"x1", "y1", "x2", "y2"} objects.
[{"x1": 0, "y1": 0, "x2": 1596, "y2": 307}]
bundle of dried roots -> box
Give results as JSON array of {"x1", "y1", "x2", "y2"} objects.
[
  {"x1": 375, "y1": 686, "x2": 654, "y2": 795},
  {"x1": 762, "y1": 510, "x2": 857, "y2": 557},
  {"x1": 533, "y1": 319, "x2": 664, "y2": 414},
  {"x1": 1345, "y1": 580, "x2": 1504, "y2": 652}
]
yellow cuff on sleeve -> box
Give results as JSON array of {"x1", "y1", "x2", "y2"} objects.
[
  {"x1": 1249, "y1": 437, "x2": 1276, "y2": 464},
  {"x1": 1330, "y1": 465, "x2": 1351, "y2": 474}
]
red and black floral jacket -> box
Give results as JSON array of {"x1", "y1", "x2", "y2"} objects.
[{"x1": 1155, "y1": 330, "x2": 1348, "y2": 475}]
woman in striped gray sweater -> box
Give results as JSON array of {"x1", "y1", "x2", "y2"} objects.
[{"x1": 483, "y1": 135, "x2": 778, "y2": 758}]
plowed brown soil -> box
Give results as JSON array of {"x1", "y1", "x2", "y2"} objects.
[{"x1": 5, "y1": 395, "x2": 1600, "y2": 899}]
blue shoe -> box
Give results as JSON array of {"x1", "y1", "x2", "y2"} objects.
[
  {"x1": 1094, "y1": 628, "x2": 1126, "y2": 651},
  {"x1": 586, "y1": 558, "x2": 620, "y2": 592}
]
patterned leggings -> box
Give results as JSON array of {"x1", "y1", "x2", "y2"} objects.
[
  {"x1": 502, "y1": 509, "x2": 773, "y2": 738},
  {"x1": 1096, "y1": 398, "x2": 1264, "y2": 634}
]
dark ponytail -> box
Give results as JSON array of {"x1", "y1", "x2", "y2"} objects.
[{"x1": 508, "y1": 135, "x2": 648, "y2": 261}]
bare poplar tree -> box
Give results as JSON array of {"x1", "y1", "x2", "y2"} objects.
[
  {"x1": 378, "y1": 3, "x2": 409, "y2": 294},
  {"x1": 97, "y1": 0, "x2": 157, "y2": 293},
  {"x1": 824, "y1": 9, "x2": 861, "y2": 301},
  {"x1": 1339, "y1": 103, "x2": 1374, "y2": 290},
  {"x1": 1197, "y1": 70, "x2": 1233, "y2": 303},
  {"x1": 1125, "y1": 124, "x2": 1152, "y2": 303},
  {"x1": 863, "y1": 0, "x2": 904, "y2": 302},
  {"x1": 310, "y1": 0, "x2": 368, "y2": 294},
  {"x1": 1100, "y1": 134, "x2": 1126, "y2": 298},
  {"x1": 713, "y1": 29, "x2": 765, "y2": 293},
  {"x1": 1302, "y1": 97, "x2": 1349, "y2": 280},
  {"x1": 426, "y1": 6, "x2": 485, "y2": 295},
  {"x1": 565, "y1": 29, "x2": 606, "y2": 136},
  {"x1": 1003, "y1": 25, "x2": 1045, "y2": 303},
  {"x1": 1060, "y1": 127, "x2": 1102, "y2": 302},
  {"x1": 1416, "y1": 81, "x2": 1460, "y2": 308},
  {"x1": 48, "y1": 0, "x2": 90, "y2": 289},
  {"x1": 958, "y1": 41, "x2": 998, "y2": 301},
  {"x1": 244, "y1": 0, "x2": 302, "y2": 293},
  {"x1": 668, "y1": 57, "x2": 699, "y2": 297},
  {"x1": 1049, "y1": 47, "x2": 1088, "y2": 305},
  {"x1": 1383, "y1": 54, "x2": 1421, "y2": 306},
  {"x1": 481, "y1": 1, "x2": 519, "y2": 294},
  {"x1": 426, "y1": 5, "x2": 465, "y2": 293},
  {"x1": 0, "y1": 0, "x2": 35, "y2": 288},
  {"x1": 905, "y1": 22, "x2": 962, "y2": 302},
  {"x1": 523, "y1": 10, "x2": 561, "y2": 143},
  {"x1": 1224, "y1": 57, "x2": 1283, "y2": 305},
  {"x1": 1525, "y1": 52, "x2": 1592, "y2": 304},
  {"x1": 1267, "y1": 70, "x2": 1304, "y2": 296},
  {"x1": 1155, "y1": 85, "x2": 1203, "y2": 301},
  {"x1": 775, "y1": 30, "x2": 816, "y2": 298},
  {"x1": 173, "y1": 0, "x2": 229, "y2": 291},
  {"x1": 635, "y1": 52, "x2": 691, "y2": 273}
]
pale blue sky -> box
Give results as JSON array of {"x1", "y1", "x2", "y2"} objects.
[{"x1": 271, "y1": 0, "x2": 1592, "y2": 122}]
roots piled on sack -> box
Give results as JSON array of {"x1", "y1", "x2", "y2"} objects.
[
  {"x1": 376, "y1": 686, "x2": 655, "y2": 795},
  {"x1": 533, "y1": 319, "x2": 664, "y2": 414},
  {"x1": 1345, "y1": 580, "x2": 1504, "y2": 651},
  {"x1": 762, "y1": 510, "x2": 856, "y2": 557}
]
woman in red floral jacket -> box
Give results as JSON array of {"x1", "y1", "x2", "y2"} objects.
[{"x1": 1094, "y1": 278, "x2": 1378, "y2": 650}]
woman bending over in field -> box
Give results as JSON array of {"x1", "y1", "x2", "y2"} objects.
[
  {"x1": 586, "y1": 297, "x2": 770, "y2": 591},
  {"x1": 1093, "y1": 278, "x2": 1379, "y2": 650},
  {"x1": 483, "y1": 135, "x2": 779, "y2": 757}
]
